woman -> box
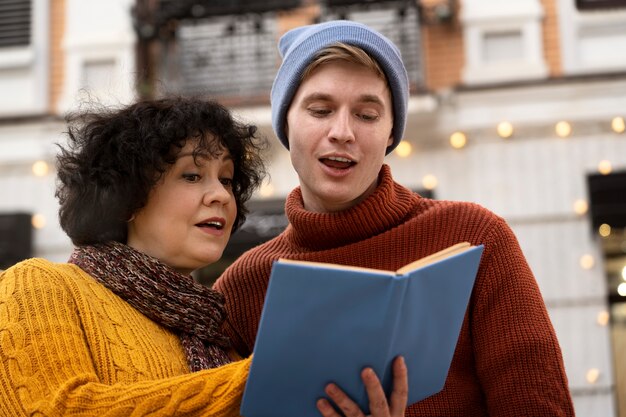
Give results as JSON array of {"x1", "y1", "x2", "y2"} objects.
[{"x1": 0, "y1": 97, "x2": 407, "y2": 416}]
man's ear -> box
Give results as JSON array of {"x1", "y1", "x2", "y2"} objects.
[{"x1": 387, "y1": 131, "x2": 394, "y2": 147}]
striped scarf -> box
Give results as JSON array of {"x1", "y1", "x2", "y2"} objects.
[{"x1": 69, "y1": 241, "x2": 231, "y2": 371}]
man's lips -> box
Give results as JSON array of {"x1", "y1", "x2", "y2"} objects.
[{"x1": 319, "y1": 155, "x2": 356, "y2": 169}]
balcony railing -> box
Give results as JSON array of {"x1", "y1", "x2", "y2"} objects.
[
  {"x1": 176, "y1": 14, "x2": 279, "y2": 100},
  {"x1": 136, "y1": 0, "x2": 424, "y2": 101},
  {"x1": 320, "y1": 0, "x2": 423, "y2": 90}
]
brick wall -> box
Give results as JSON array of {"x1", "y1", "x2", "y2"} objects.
[
  {"x1": 49, "y1": 0, "x2": 65, "y2": 114},
  {"x1": 420, "y1": 0, "x2": 464, "y2": 92},
  {"x1": 540, "y1": 0, "x2": 563, "y2": 77}
]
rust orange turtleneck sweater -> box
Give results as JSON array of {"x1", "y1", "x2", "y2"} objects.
[{"x1": 214, "y1": 164, "x2": 575, "y2": 417}]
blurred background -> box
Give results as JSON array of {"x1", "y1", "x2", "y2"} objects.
[{"x1": 0, "y1": 0, "x2": 625, "y2": 415}]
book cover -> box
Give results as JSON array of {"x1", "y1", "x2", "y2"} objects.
[{"x1": 240, "y1": 242, "x2": 484, "y2": 417}]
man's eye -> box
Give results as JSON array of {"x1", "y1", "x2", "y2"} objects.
[
  {"x1": 308, "y1": 108, "x2": 331, "y2": 117},
  {"x1": 220, "y1": 178, "x2": 234, "y2": 188},
  {"x1": 359, "y1": 113, "x2": 379, "y2": 121},
  {"x1": 182, "y1": 173, "x2": 201, "y2": 182}
]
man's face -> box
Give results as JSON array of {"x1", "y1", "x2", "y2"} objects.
[{"x1": 285, "y1": 60, "x2": 394, "y2": 213}]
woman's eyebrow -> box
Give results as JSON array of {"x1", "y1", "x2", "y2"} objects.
[{"x1": 176, "y1": 149, "x2": 232, "y2": 161}]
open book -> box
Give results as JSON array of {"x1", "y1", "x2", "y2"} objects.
[{"x1": 240, "y1": 242, "x2": 484, "y2": 417}]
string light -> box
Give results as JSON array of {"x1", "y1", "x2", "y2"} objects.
[
  {"x1": 31, "y1": 214, "x2": 46, "y2": 229},
  {"x1": 611, "y1": 116, "x2": 625, "y2": 133},
  {"x1": 579, "y1": 254, "x2": 595, "y2": 270},
  {"x1": 555, "y1": 121, "x2": 572, "y2": 138},
  {"x1": 596, "y1": 311, "x2": 609, "y2": 326},
  {"x1": 449, "y1": 132, "x2": 467, "y2": 149},
  {"x1": 422, "y1": 174, "x2": 438, "y2": 190},
  {"x1": 573, "y1": 199, "x2": 588, "y2": 215},
  {"x1": 395, "y1": 140, "x2": 413, "y2": 158},
  {"x1": 32, "y1": 160, "x2": 49, "y2": 177},
  {"x1": 258, "y1": 182, "x2": 275, "y2": 198},
  {"x1": 618, "y1": 283, "x2": 626, "y2": 297},
  {"x1": 441, "y1": 117, "x2": 620, "y2": 145},
  {"x1": 599, "y1": 224, "x2": 611, "y2": 237},
  {"x1": 497, "y1": 121, "x2": 514, "y2": 139},
  {"x1": 598, "y1": 160, "x2": 612, "y2": 175},
  {"x1": 586, "y1": 368, "x2": 600, "y2": 384}
]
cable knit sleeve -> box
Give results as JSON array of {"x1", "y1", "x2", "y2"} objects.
[{"x1": 0, "y1": 260, "x2": 249, "y2": 417}]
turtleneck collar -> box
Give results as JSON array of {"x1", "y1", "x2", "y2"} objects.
[{"x1": 283, "y1": 164, "x2": 418, "y2": 251}]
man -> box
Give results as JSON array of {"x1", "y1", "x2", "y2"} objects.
[{"x1": 214, "y1": 20, "x2": 575, "y2": 416}]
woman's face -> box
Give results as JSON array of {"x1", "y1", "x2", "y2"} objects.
[{"x1": 126, "y1": 139, "x2": 237, "y2": 275}]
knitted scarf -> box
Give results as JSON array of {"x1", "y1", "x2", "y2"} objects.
[{"x1": 69, "y1": 241, "x2": 231, "y2": 371}]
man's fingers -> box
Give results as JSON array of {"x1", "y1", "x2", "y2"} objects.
[
  {"x1": 317, "y1": 397, "x2": 342, "y2": 417},
  {"x1": 389, "y1": 356, "x2": 409, "y2": 416},
  {"x1": 324, "y1": 383, "x2": 366, "y2": 417},
  {"x1": 361, "y1": 367, "x2": 390, "y2": 416},
  {"x1": 319, "y1": 358, "x2": 408, "y2": 417}
]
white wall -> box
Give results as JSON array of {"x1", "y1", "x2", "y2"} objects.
[
  {"x1": 0, "y1": 0, "x2": 49, "y2": 116},
  {"x1": 59, "y1": 0, "x2": 137, "y2": 112},
  {"x1": 557, "y1": 0, "x2": 626, "y2": 75}
]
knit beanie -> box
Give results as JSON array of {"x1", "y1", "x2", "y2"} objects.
[{"x1": 270, "y1": 20, "x2": 410, "y2": 155}]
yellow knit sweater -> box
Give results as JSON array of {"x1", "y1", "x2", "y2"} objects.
[{"x1": 0, "y1": 258, "x2": 249, "y2": 417}]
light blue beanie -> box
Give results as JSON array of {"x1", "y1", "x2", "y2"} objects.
[{"x1": 270, "y1": 20, "x2": 410, "y2": 155}]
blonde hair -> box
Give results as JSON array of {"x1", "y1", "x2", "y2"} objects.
[{"x1": 300, "y1": 42, "x2": 387, "y2": 82}]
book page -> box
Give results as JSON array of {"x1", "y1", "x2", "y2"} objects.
[
  {"x1": 277, "y1": 258, "x2": 396, "y2": 275},
  {"x1": 277, "y1": 242, "x2": 473, "y2": 277},
  {"x1": 395, "y1": 242, "x2": 472, "y2": 275}
]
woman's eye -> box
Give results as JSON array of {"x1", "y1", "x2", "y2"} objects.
[
  {"x1": 220, "y1": 178, "x2": 234, "y2": 188},
  {"x1": 182, "y1": 173, "x2": 201, "y2": 182}
]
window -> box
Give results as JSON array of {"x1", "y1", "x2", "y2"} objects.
[
  {"x1": 0, "y1": 0, "x2": 31, "y2": 48},
  {"x1": 576, "y1": 0, "x2": 626, "y2": 10},
  {"x1": 0, "y1": 213, "x2": 32, "y2": 269}
]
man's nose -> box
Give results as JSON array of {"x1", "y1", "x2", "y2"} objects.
[{"x1": 328, "y1": 110, "x2": 356, "y2": 144}]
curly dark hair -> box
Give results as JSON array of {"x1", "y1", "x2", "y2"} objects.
[{"x1": 56, "y1": 96, "x2": 267, "y2": 246}]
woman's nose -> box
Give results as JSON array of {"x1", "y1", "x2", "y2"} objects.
[{"x1": 202, "y1": 180, "x2": 232, "y2": 206}]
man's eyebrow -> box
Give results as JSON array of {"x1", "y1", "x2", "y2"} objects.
[
  {"x1": 301, "y1": 92, "x2": 333, "y2": 104},
  {"x1": 358, "y1": 94, "x2": 385, "y2": 106},
  {"x1": 301, "y1": 92, "x2": 385, "y2": 106}
]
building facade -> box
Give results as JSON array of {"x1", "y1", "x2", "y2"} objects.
[{"x1": 1, "y1": 0, "x2": 626, "y2": 415}]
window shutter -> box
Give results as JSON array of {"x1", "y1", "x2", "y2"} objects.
[{"x1": 0, "y1": 0, "x2": 31, "y2": 48}]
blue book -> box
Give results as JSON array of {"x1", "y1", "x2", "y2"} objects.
[{"x1": 240, "y1": 242, "x2": 484, "y2": 417}]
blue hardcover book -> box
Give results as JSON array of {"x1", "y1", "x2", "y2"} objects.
[{"x1": 240, "y1": 242, "x2": 484, "y2": 417}]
